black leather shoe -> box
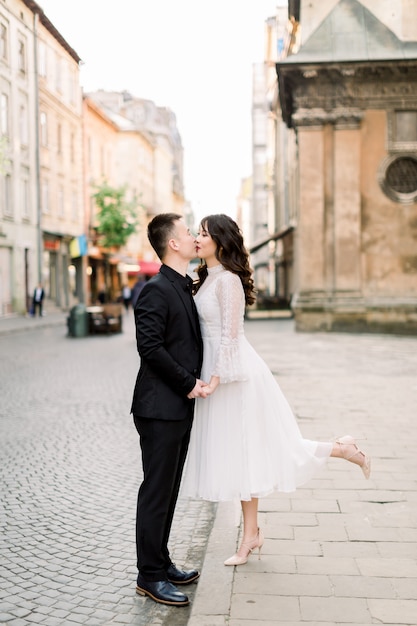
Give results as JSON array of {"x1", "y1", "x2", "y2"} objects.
[
  {"x1": 136, "y1": 574, "x2": 189, "y2": 606},
  {"x1": 166, "y1": 563, "x2": 200, "y2": 585}
]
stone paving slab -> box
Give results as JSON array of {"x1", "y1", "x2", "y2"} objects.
[
  {"x1": 299, "y1": 597, "x2": 371, "y2": 623},
  {"x1": 368, "y1": 599, "x2": 417, "y2": 625},
  {"x1": 233, "y1": 572, "x2": 333, "y2": 596},
  {"x1": 189, "y1": 320, "x2": 417, "y2": 626},
  {"x1": 230, "y1": 593, "x2": 301, "y2": 621},
  {"x1": 228, "y1": 623, "x2": 375, "y2": 626}
]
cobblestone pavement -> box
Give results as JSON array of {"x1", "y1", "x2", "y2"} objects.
[
  {"x1": 2, "y1": 312, "x2": 417, "y2": 625},
  {"x1": 0, "y1": 312, "x2": 215, "y2": 626}
]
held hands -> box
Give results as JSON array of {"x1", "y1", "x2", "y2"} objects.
[
  {"x1": 187, "y1": 379, "x2": 209, "y2": 399},
  {"x1": 187, "y1": 376, "x2": 220, "y2": 399}
]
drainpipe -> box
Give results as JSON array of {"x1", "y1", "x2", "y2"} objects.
[{"x1": 33, "y1": 11, "x2": 42, "y2": 284}]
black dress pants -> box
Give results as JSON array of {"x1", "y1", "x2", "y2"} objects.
[{"x1": 134, "y1": 413, "x2": 193, "y2": 581}]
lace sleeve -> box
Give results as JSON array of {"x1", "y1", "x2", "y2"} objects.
[{"x1": 212, "y1": 272, "x2": 248, "y2": 383}]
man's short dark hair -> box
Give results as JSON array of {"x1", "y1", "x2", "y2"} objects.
[{"x1": 147, "y1": 213, "x2": 183, "y2": 260}]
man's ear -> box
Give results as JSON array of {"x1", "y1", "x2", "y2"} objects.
[{"x1": 167, "y1": 238, "x2": 179, "y2": 251}]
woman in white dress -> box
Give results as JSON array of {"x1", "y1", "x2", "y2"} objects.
[{"x1": 182, "y1": 214, "x2": 370, "y2": 566}]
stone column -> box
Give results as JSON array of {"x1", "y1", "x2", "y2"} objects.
[
  {"x1": 333, "y1": 122, "x2": 362, "y2": 296},
  {"x1": 296, "y1": 123, "x2": 325, "y2": 294},
  {"x1": 292, "y1": 108, "x2": 364, "y2": 330}
]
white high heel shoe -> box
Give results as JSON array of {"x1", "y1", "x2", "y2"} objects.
[
  {"x1": 335, "y1": 435, "x2": 371, "y2": 479},
  {"x1": 224, "y1": 528, "x2": 264, "y2": 566}
]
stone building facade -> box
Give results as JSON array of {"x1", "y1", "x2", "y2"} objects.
[
  {"x1": 0, "y1": 2, "x2": 189, "y2": 315},
  {"x1": 85, "y1": 90, "x2": 188, "y2": 301},
  {"x1": 35, "y1": 6, "x2": 83, "y2": 310},
  {"x1": 250, "y1": 8, "x2": 292, "y2": 306},
  {"x1": 276, "y1": 0, "x2": 417, "y2": 333},
  {"x1": 0, "y1": 0, "x2": 83, "y2": 315},
  {"x1": 1, "y1": 0, "x2": 38, "y2": 315},
  {"x1": 87, "y1": 91, "x2": 186, "y2": 219}
]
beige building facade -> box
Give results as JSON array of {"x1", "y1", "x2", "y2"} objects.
[
  {"x1": 275, "y1": 0, "x2": 417, "y2": 333},
  {"x1": 35, "y1": 7, "x2": 83, "y2": 309},
  {"x1": 1, "y1": 7, "x2": 190, "y2": 314},
  {"x1": 84, "y1": 91, "x2": 188, "y2": 302},
  {"x1": 87, "y1": 91, "x2": 186, "y2": 219},
  {"x1": 83, "y1": 96, "x2": 119, "y2": 303},
  {"x1": 83, "y1": 95, "x2": 156, "y2": 302},
  {"x1": 0, "y1": 0, "x2": 37, "y2": 315},
  {"x1": 1, "y1": 0, "x2": 83, "y2": 315},
  {"x1": 250, "y1": 8, "x2": 296, "y2": 309},
  {"x1": 86, "y1": 91, "x2": 188, "y2": 294}
]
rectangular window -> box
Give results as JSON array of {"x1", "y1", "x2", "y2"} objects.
[
  {"x1": 253, "y1": 109, "x2": 266, "y2": 146},
  {"x1": 71, "y1": 191, "x2": 77, "y2": 221},
  {"x1": 59, "y1": 58, "x2": 66, "y2": 96},
  {"x1": 389, "y1": 110, "x2": 417, "y2": 151},
  {"x1": 69, "y1": 69, "x2": 76, "y2": 103},
  {"x1": 1, "y1": 93, "x2": 8, "y2": 135},
  {"x1": 57, "y1": 123, "x2": 62, "y2": 154},
  {"x1": 40, "y1": 111, "x2": 48, "y2": 146},
  {"x1": 38, "y1": 41, "x2": 47, "y2": 77},
  {"x1": 58, "y1": 185, "x2": 64, "y2": 216},
  {"x1": 0, "y1": 23, "x2": 7, "y2": 61},
  {"x1": 90, "y1": 196, "x2": 95, "y2": 230},
  {"x1": 4, "y1": 173, "x2": 12, "y2": 216},
  {"x1": 55, "y1": 53, "x2": 61, "y2": 92},
  {"x1": 18, "y1": 39, "x2": 26, "y2": 73},
  {"x1": 42, "y1": 180, "x2": 49, "y2": 213},
  {"x1": 19, "y1": 105, "x2": 28, "y2": 145},
  {"x1": 21, "y1": 176, "x2": 30, "y2": 219},
  {"x1": 70, "y1": 131, "x2": 75, "y2": 163},
  {"x1": 87, "y1": 136, "x2": 92, "y2": 167},
  {"x1": 395, "y1": 111, "x2": 417, "y2": 143}
]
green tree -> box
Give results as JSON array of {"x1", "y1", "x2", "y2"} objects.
[{"x1": 93, "y1": 181, "x2": 139, "y2": 249}]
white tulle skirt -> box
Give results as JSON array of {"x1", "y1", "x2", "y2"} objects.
[{"x1": 182, "y1": 335, "x2": 330, "y2": 502}]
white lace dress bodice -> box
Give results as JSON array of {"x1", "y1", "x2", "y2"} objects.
[
  {"x1": 195, "y1": 264, "x2": 247, "y2": 383},
  {"x1": 182, "y1": 265, "x2": 329, "y2": 502}
]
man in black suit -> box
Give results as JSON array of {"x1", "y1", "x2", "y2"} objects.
[{"x1": 131, "y1": 213, "x2": 207, "y2": 607}]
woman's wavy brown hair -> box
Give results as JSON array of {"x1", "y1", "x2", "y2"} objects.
[{"x1": 194, "y1": 214, "x2": 256, "y2": 306}]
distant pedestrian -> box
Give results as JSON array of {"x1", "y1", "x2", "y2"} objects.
[
  {"x1": 32, "y1": 283, "x2": 45, "y2": 317},
  {"x1": 122, "y1": 284, "x2": 132, "y2": 311},
  {"x1": 97, "y1": 289, "x2": 106, "y2": 305}
]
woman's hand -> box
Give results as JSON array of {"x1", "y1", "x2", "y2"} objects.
[{"x1": 205, "y1": 376, "x2": 220, "y2": 396}]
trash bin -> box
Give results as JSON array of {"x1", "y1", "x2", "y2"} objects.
[{"x1": 67, "y1": 304, "x2": 88, "y2": 337}]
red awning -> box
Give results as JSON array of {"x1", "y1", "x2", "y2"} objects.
[{"x1": 128, "y1": 260, "x2": 161, "y2": 276}]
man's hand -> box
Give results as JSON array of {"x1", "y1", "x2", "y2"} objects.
[{"x1": 187, "y1": 379, "x2": 210, "y2": 399}]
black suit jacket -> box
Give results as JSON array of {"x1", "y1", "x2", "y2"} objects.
[
  {"x1": 130, "y1": 265, "x2": 203, "y2": 420},
  {"x1": 33, "y1": 288, "x2": 44, "y2": 302}
]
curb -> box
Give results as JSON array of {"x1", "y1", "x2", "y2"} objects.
[
  {"x1": 188, "y1": 500, "x2": 241, "y2": 626},
  {"x1": 0, "y1": 314, "x2": 68, "y2": 337}
]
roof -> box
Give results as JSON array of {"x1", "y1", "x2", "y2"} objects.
[
  {"x1": 22, "y1": 0, "x2": 81, "y2": 63},
  {"x1": 280, "y1": 0, "x2": 417, "y2": 66}
]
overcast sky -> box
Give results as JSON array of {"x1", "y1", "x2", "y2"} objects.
[{"x1": 39, "y1": 0, "x2": 287, "y2": 222}]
